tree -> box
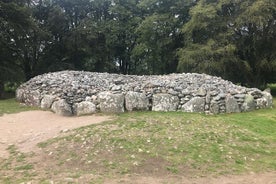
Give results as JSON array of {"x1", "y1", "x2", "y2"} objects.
[
  {"x1": 0, "y1": 0, "x2": 275, "y2": 91},
  {"x1": 133, "y1": 0, "x2": 192, "y2": 74},
  {"x1": 178, "y1": 1, "x2": 237, "y2": 78},
  {"x1": 234, "y1": 0, "x2": 276, "y2": 87},
  {"x1": 106, "y1": 0, "x2": 141, "y2": 74},
  {"x1": 0, "y1": 0, "x2": 36, "y2": 96},
  {"x1": 48, "y1": 0, "x2": 94, "y2": 70},
  {"x1": 177, "y1": 0, "x2": 276, "y2": 87},
  {"x1": 34, "y1": 2, "x2": 73, "y2": 73},
  {"x1": 133, "y1": 13, "x2": 175, "y2": 74}
]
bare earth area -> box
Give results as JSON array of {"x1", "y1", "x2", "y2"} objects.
[
  {"x1": 0, "y1": 111, "x2": 275, "y2": 183},
  {"x1": 0, "y1": 111, "x2": 110, "y2": 158},
  {"x1": 105, "y1": 173, "x2": 276, "y2": 184}
]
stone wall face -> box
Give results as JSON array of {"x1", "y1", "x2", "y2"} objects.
[{"x1": 16, "y1": 71, "x2": 273, "y2": 116}]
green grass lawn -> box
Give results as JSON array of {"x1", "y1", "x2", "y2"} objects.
[
  {"x1": 0, "y1": 98, "x2": 38, "y2": 116},
  {"x1": 40, "y1": 109, "x2": 275, "y2": 173},
  {"x1": 0, "y1": 97, "x2": 275, "y2": 183},
  {"x1": 31, "y1": 98, "x2": 275, "y2": 183}
]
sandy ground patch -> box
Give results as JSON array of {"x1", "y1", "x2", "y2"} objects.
[{"x1": 0, "y1": 111, "x2": 110, "y2": 158}]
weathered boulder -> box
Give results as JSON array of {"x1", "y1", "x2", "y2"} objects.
[
  {"x1": 256, "y1": 97, "x2": 267, "y2": 109},
  {"x1": 152, "y1": 94, "x2": 179, "y2": 111},
  {"x1": 182, "y1": 97, "x2": 205, "y2": 113},
  {"x1": 196, "y1": 88, "x2": 207, "y2": 96},
  {"x1": 98, "y1": 92, "x2": 124, "y2": 113},
  {"x1": 210, "y1": 100, "x2": 220, "y2": 114},
  {"x1": 125, "y1": 91, "x2": 149, "y2": 111},
  {"x1": 225, "y1": 96, "x2": 240, "y2": 113},
  {"x1": 40, "y1": 95, "x2": 56, "y2": 109},
  {"x1": 262, "y1": 91, "x2": 273, "y2": 108},
  {"x1": 75, "y1": 101, "x2": 96, "y2": 116},
  {"x1": 241, "y1": 94, "x2": 255, "y2": 112},
  {"x1": 51, "y1": 99, "x2": 72, "y2": 116},
  {"x1": 15, "y1": 88, "x2": 25, "y2": 102},
  {"x1": 256, "y1": 91, "x2": 273, "y2": 109},
  {"x1": 27, "y1": 90, "x2": 41, "y2": 106},
  {"x1": 17, "y1": 90, "x2": 41, "y2": 106}
]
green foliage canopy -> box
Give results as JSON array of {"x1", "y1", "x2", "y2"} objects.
[
  {"x1": 177, "y1": 0, "x2": 276, "y2": 87},
  {"x1": 0, "y1": 0, "x2": 275, "y2": 93}
]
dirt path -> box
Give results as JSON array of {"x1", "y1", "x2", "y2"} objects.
[
  {"x1": 0, "y1": 111, "x2": 111, "y2": 158},
  {"x1": 105, "y1": 173, "x2": 276, "y2": 184},
  {"x1": 41, "y1": 172, "x2": 276, "y2": 184}
]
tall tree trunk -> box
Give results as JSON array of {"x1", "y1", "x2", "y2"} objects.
[
  {"x1": 0, "y1": 81, "x2": 4, "y2": 99},
  {"x1": 23, "y1": 59, "x2": 33, "y2": 80}
]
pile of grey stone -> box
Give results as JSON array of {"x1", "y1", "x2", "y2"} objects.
[{"x1": 16, "y1": 71, "x2": 273, "y2": 116}]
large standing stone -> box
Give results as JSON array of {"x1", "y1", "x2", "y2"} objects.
[
  {"x1": 225, "y1": 96, "x2": 240, "y2": 113},
  {"x1": 98, "y1": 92, "x2": 125, "y2": 113},
  {"x1": 256, "y1": 91, "x2": 273, "y2": 109},
  {"x1": 75, "y1": 101, "x2": 96, "y2": 116},
  {"x1": 241, "y1": 94, "x2": 255, "y2": 112},
  {"x1": 262, "y1": 91, "x2": 273, "y2": 108},
  {"x1": 210, "y1": 100, "x2": 220, "y2": 114},
  {"x1": 51, "y1": 99, "x2": 73, "y2": 116},
  {"x1": 205, "y1": 91, "x2": 211, "y2": 104},
  {"x1": 256, "y1": 97, "x2": 267, "y2": 109},
  {"x1": 182, "y1": 97, "x2": 205, "y2": 113},
  {"x1": 41, "y1": 95, "x2": 56, "y2": 109},
  {"x1": 125, "y1": 91, "x2": 149, "y2": 111},
  {"x1": 15, "y1": 88, "x2": 25, "y2": 102},
  {"x1": 152, "y1": 94, "x2": 179, "y2": 112},
  {"x1": 24, "y1": 90, "x2": 41, "y2": 106}
]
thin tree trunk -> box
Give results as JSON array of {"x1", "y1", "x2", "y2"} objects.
[{"x1": 0, "y1": 81, "x2": 4, "y2": 99}]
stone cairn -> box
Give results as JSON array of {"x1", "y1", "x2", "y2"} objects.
[{"x1": 16, "y1": 71, "x2": 273, "y2": 116}]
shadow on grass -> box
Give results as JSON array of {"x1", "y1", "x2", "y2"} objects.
[{"x1": 0, "y1": 92, "x2": 15, "y2": 100}]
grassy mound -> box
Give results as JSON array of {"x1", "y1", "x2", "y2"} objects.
[
  {"x1": 34, "y1": 106, "x2": 276, "y2": 182},
  {"x1": 0, "y1": 98, "x2": 275, "y2": 183}
]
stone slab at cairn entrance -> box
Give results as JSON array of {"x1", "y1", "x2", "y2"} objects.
[{"x1": 16, "y1": 71, "x2": 273, "y2": 116}]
